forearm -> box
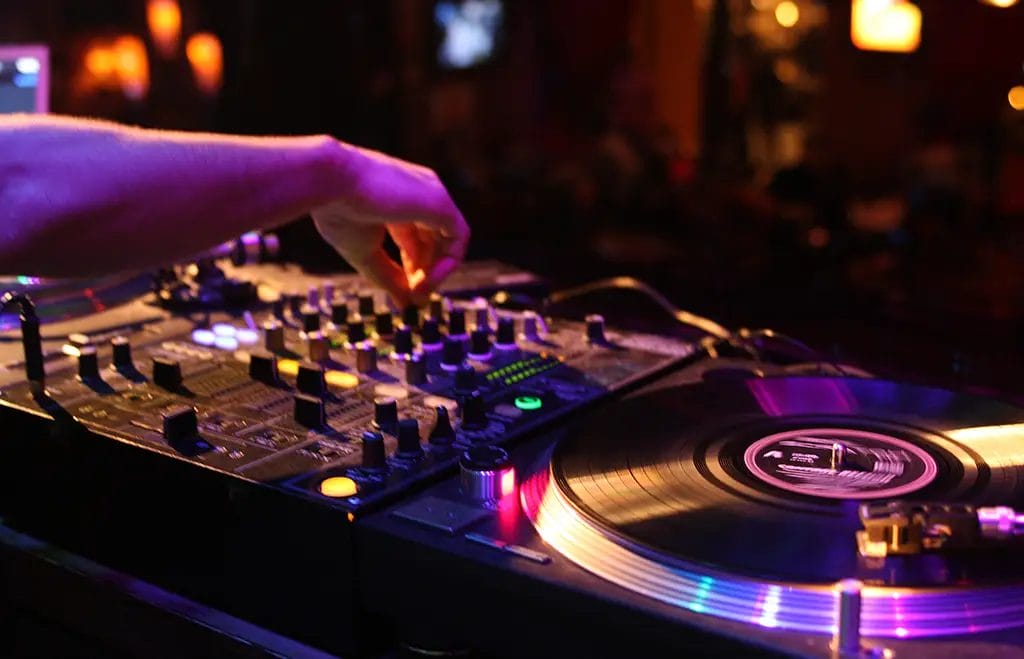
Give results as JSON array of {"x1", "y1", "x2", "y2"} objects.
[{"x1": 0, "y1": 114, "x2": 351, "y2": 276}]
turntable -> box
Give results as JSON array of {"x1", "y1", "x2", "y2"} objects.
[{"x1": 361, "y1": 364, "x2": 1024, "y2": 658}]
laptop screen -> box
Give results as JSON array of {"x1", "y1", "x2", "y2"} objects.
[{"x1": 0, "y1": 45, "x2": 49, "y2": 113}]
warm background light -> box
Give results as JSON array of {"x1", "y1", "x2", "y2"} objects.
[
  {"x1": 147, "y1": 0, "x2": 182, "y2": 58},
  {"x1": 186, "y1": 33, "x2": 224, "y2": 95},
  {"x1": 775, "y1": 1, "x2": 801, "y2": 28},
  {"x1": 851, "y1": 0, "x2": 922, "y2": 53},
  {"x1": 113, "y1": 35, "x2": 150, "y2": 100},
  {"x1": 979, "y1": 0, "x2": 1019, "y2": 7},
  {"x1": 84, "y1": 45, "x2": 116, "y2": 80},
  {"x1": 1009, "y1": 85, "x2": 1024, "y2": 111}
]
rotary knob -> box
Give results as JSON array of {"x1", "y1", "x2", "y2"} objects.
[
  {"x1": 347, "y1": 316, "x2": 367, "y2": 344},
  {"x1": 441, "y1": 336, "x2": 464, "y2": 370},
  {"x1": 428, "y1": 405, "x2": 455, "y2": 447},
  {"x1": 460, "y1": 390, "x2": 487, "y2": 430},
  {"x1": 361, "y1": 430, "x2": 387, "y2": 471},
  {"x1": 459, "y1": 445, "x2": 514, "y2": 501},
  {"x1": 293, "y1": 393, "x2": 325, "y2": 428},
  {"x1": 585, "y1": 314, "x2": 606, "y2": 344},
  {"x1": 306, "y1": 285, "x2": 320, "y2": 309},
  {"x1": 264, "y1": 320, "x2": 286, "y2": 353},
  {"x1": 396, "y1": 418, "x2": 423, "y2": 459},
  {"x1": 393, "y1": 327, "x2": 414, "y2": 355},
  {"x1": 421, "y1": 318, "x2": 442, "y2": 347},
  {"x1": 111, "y1": 336, "x2": 133, "y2": 370},
  {"x1": 301, "y1": 305, "x2": 321, "y2": 334},
  {"x1": 448, "y1": 308, "x2": 467, "y2": 336},
  {"x1": 356, "y1": 343, "x2": 378, "y2": 373},
  {"x1": 77, "y1": 344, "x2": 100, "y2": 380},
  {"x1": 495, "y1": 317, "x2": 516, "y2": 349},
  {"x1": 473, "y1": 300, "x2": 490, "y2": 332},
  {"x1": 454, "y1": 364, "x2": 477, "y2": 393},
  {"x1": 405, "y1": 354, "x2": 427, "y2": 386},
  {"x1": 358, "y1": 292, "x2": 376, "y2": 317},
  {"x1": 401, "y1": 305, "x2": 421, "y2": 330},
  {"x1": 307, "y1": 333, "x2": 330, "y2": 362},
  {"x1": 373, "y1": 396, "x2": 399, "y2": 432},
  {"x1": 375, "y1": 311, "x2": 394, "y2": 337},
  {"x1": 469, "y1": 329, "x2": 492, "y2": 359},
  {"x1": 429, "y1": 292, "x2": 446, "y2": 321},
  {"x1": 331, "y1": 300, "x2": 349, "y2": 326}
]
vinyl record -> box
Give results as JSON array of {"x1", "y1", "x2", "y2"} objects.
[{"x1": 548, "y1": 375, "x2": 1024, "y2": 587}]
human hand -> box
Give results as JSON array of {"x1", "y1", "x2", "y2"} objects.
[{"x1": 311, "y1": 143, "x2": 469, "y2": 308}]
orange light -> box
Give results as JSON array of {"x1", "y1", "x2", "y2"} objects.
[
  {"x1": 146, "y1": 0, "x2": 182, "y2": 58},
  {"x1": 775, "y1": 1, "x2": 800, "y2": 28},
  {"x1": 979, "y1": 0, "x2": 1018, "y2": 7},
  {"x1": 113, "y1": 35, "x2": 150, "y2": 100},
  {"x1": 500, "y1": 468, "x2": 516, "y2": 497},
  {"x1": 1009, "y1": 86, "x2": 1024, "y2": 111},
  {"x1": 186, "y1": 33, "x2": 224, "y2": 95},
  {"x1": 851, "y1": 0, "x2": 922, "y2": 53},
  {"x1": 319, "y1": 476, "x2": 358, "y2": 498},
  {"x1": 84, "y1": 46, "x2": 116, "y2": 79}
]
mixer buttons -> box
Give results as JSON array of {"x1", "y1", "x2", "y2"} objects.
[
  {"x1": 401, "y1": 305, "x2": 421, "y2": 330},
  {"x1": 162, "y1": 405, "x2": 199, "y2": 441},
  {"x1": 264, "y1": 320, "x2": 286, "y2": 353},
  {"x1": 288, "y1": 294, "x2": 304, "y2": 319},
  {"x1": 405, "y1": 354, "x2": 427, "y2": 386},
  {"x1": 469, "y1": 329, "x2": 492, "y2": 360},
  {"x1": 472, "y1": 300, "x2": 490, "y2": 332},
  {"x1": 293, "y1": 393, "x2": 326, "y2": 428},
  {"x1": 585, "y1": 314, "x2": 606, "y2": 344},
  {"x1": 420, "y1": 318, "x2": 442, "y2": 348},
  {"x1": 459, "y1": 445, "x2": 515, "y2": 502},
  {"x1": 448, "y1": 308, "x2": 467, "y2": 337},
  {"x1": 307, "y1": 333, "x2": 330, "y2": 362},
  {"x1": 396, "y1": 418, "x2": 424, "y2": 459},
  {"x1": 111, "y1": 336, "x2": 133, "y2": 370},
  {"x1": 248, "y1": 350, "x2": 280, "y2": 385},
  {"x1": 459, "y1": 390, "x2": 488, "y2": 430},
  {"x1": 347, "y1": 316, "x2": 367, "y2": 344},
  {"x1": 429, "y1": 405, "x2": 456, "y2": 447},
  {"x1": 152, "y1": 356, "x2": 183, "y2": 390},
  {"x1": 77, "y1": 345, "x2": 101, "y2": 381},
  {"x1": 374, "y1": 311, "x2": 394, "y2": 337},
  {"x1": 306, "y1": 285, "x2": 320, "y2": 309},
  {"x1": 393, "y1": 327, "x2": 414, "y2": 355},
  {"x1": 301, "y1": 305, "x2": 321, "y2": 334},
  {"x1": 361, "y1": 430, "x2": 388, "y2": 471},
  {"x1": 358, "y1": 292, "x2": 376, "y2": 317},
  {"x1": 429, "y1": 292, "x2": 445, "y2": 321},
  {"x1": 356, "y1": 343, "x2": 378, "y2": 373},
  {"x1": 297, "y1": 362, "x2": 327, "y2": 397},
  {"x1": 454, "y1": 364, "x2": 477, "y2": 394},
  {"x1": 495, "y1": 317, "x2": 516, "y2": 349},
  {"x1": 331, "y1": 300, "x2": 349, "y2": 326},
  {"x1": 373, "y1": 396, "x2": 399, "y2": 433},
  {"x1": 441, "y1": 337, "x2": 465, "y2": 371}
]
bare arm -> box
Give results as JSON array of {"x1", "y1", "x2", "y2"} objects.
[{"x1": 0, "y1": 114, "x2": 468, "y2": 306}]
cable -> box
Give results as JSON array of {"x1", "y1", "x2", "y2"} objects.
[
  {"x1": 737, "y1": 327, "x2": 848, "y2": 376},
  {"x1": 0, "y1": 291, "x2": 44, "y2": 388},
  {"x1": 543, "y1": 276, "x2": 732, "y2": 340}
]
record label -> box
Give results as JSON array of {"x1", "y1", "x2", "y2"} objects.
[{"x1": 743, "y1": 428, "x2": 938, "y2": 499}]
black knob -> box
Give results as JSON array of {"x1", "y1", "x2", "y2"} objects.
[
  {"x1": 460, "y1": 390, "x2": 487, "y2": 430},
  {"x1": 288, "y1": 294, "x2": 304, "y2": 318},
  {"x1": 78, "y1": 345, "x2": 100, "y2": 380},
  {"x1": 405, "y1": 355, "x2": 427, "y2": 385},
  {"x1": 297, "y1": 361, "x2": 326, "y2": 397},
  {"x1": 401, "y1": 305, "x2": 421, "y2": 330},
  {"x1": 111, "y1": 336, "x2": 133, "y2": 369},
  {"x1": 442, "y1": 336, "x2": 465, "y2": 369},
  {"x1": 469, "y1": 329, "x2": 492, "y2": 358},
  {"x1": 396, "y1": 418, "x2": 423, "y2": 458},
  {"x1": 358, "y1": 292, "x2": 376, "y2": 316},
  {"x1": 307, "y1": 333, "x2": 330, "y2": 362},
  {"x1": 429, "y1": 293, "x2": 445, "y2": 321},
  {"x1": 361, "y1": 430, "x2": 387, "y2": 471},
  {"x1": 421, "y1": 318, "x2": 442, "y2": 346},
  {"x1": 473, "y1": 303, "x2": 490, "y2": 332},
  {"x1": 448, "y1": 308, "x2": 467, "y2": 336},
  {"x1": 454, "y1": 364, "x2": 477, "y2": 393},
  {"x1": 264, "y1": 320, "x2": 285, "y2": 353},
  {"x1": 162, "y1": 405, "x2": 198, "y2": 441},
  {"x1": 393, "y1": 327, "x2": 414, "y2": 355},
  {"x1": 356, "y1": 343, "x2": 378, "y2": 373},
  {"x1": 249, "y1": 350, "x2": 279, "y2": 384},
  {"x1": 331, "y1": 300, "x2": 349, "y2": 326},
  {"x1": 301, "y1": 305, "x2": 321, "y2": 334},
  {"x1": 495, "y1": 317, "x2": 516, "y2": 347},
  {"x1": 586, "y1": 314, "x2": 606, "y2": 344},
  {"x1": 294, "y1": 393, "x2": 325, "y2": 428},
  {"x1": 429, "y1": 406, "x2": 456, "y2": 446},
  {"x1": 347, "y1": 316, "x2": 367, "y2": 343},
  {"x1": 375, "y1": 311, "x2": 394, "y2": 337},
  {"x1": 152, "y1": 356, "x2": 182, "y2": 390},
  {"x1": 373, "y1": 396, "x2": 399, "y2": 432}
]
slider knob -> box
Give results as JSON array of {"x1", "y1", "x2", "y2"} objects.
[
  {"x1": 77, "y1": 345, "x2": 100, "y2": 380},
  {"x1": 152, "y1": 356, "x2": 183, "y2": 390},
  {"x1": 264, "y1": 320, "x2": 286, "y2": 353},
  {"x1": 347, "y1": 316, "x2": 367, "y2": 344},
  {"x1": 375, "y1": 311, "x2": 394, "y2": 337},
  {"x1": 373, "y1": 396, "x2": 399, "y2": 432},
  {"x1": 405, "y1": 355, "x2": 427, "y2": 386},
  {"x1": 460, "y1": 390, "x2": 487, "y2": 430},
  {"x1": 460, "y1": 445, "x2": 514, "y2": 501},
  {"x1": 429, "y1": 406, "x2": 456, "y2": 447},
  {"x1": 585, "y1": 314, "x2": 606, "y2": 344},
  {"x1": 361, "y1": 430, "x2": 387, "y2": 471},
  {"x1": 297, "y1": 362, "x2": 326, "y2": 397},
  {"x1": 301, "y1": 305, "x2": 321, "y2": 334},
  {"x1": 294, "y1": 393, "x2": 325, "y2": 428},
  {"x1": 396, "y1": 418, "x2": 423, "y2": 459},
  {"x1": 162, "y1": 405, "x2": 199, "y2": 442},
  {"x1": 331, "y1": 300, "x2": 349, "y2": 326},
  {"x1": 111, "y1": 336, "x2": 133, "y2": 370},
  {"x1": 356, "y1": 343, "x2": 378, "y2": 373},
  {"x1": 495, "y1": 318, "x2": 516, "y2": 348},
  {"x1": 441, "y1": 336, "x2": 465, "y2": 370},
  {"x1": 249, "y1": 350, "x2": 280, "y2": 385},
  {"x1": 393, "y1": 327, "x2": 414, "y2": 355}
]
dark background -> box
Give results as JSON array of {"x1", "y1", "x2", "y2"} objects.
[{"x1": 2, "y1": 0, "x2": 1024, "y2": 395}]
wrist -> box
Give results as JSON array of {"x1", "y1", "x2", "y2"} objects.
[{"x1": 307, "y1": 135, "x2": 359, "y2": 203}]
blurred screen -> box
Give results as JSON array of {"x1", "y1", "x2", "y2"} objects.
[
  {"x1": 435, "y1": 0, "x2": 504, "y2": 70},
  {"x1": 0, "y1": 46, "x2": 48, "y2": 113}
]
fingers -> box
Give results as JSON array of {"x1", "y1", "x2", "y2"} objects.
[{"x1": 357, "y1": 249, "x2": 412, "y2": 309}]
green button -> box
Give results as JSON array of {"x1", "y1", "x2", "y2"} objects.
[{"x1": 514, "y1": 395, "x2": 543, "y2": 411}]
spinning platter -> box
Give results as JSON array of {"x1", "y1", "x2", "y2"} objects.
[{"x1": 522, "y1": 376, "x2": 1024, "y2": 638}]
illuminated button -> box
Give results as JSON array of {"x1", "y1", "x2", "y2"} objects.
[
  {"x1": 212, "y1": 323, "x2": 236, "y2": 337},
  {"x1": 277, "y1": 359, "x2": 300, "y2": 377},
  {"x1": 235, "y1": 328, "x2": 259, "y2": 345},
  {"x1": 214, "y1": 336, "x2": 239, "y2": 351},
  {"x1": 192, "y1": 329, "x2": 216, "y2": 346},
  {"x1": 514, "y1": 395, "x2": 543, "y2": 411},
  {"x1": 319, "y1": 476, "x2": 358, "y2": 498},
  {"x1": 325, "y1": 369, "x2": 360, "y2": 389}
]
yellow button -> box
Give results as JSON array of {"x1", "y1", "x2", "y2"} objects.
[
  {"x1": 325, "y1": 369, "x2": 359, "y2": 389},
  {"x1": 277, "y1": 359, "x2": 300, "y2": 377},
  {"x1": 319, "y1": 476, "x2": 358, "y2": 498}
]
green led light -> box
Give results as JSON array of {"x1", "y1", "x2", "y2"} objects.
[{"x1": 515, "y1": 395, "x2": 543, "y2": 411}]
